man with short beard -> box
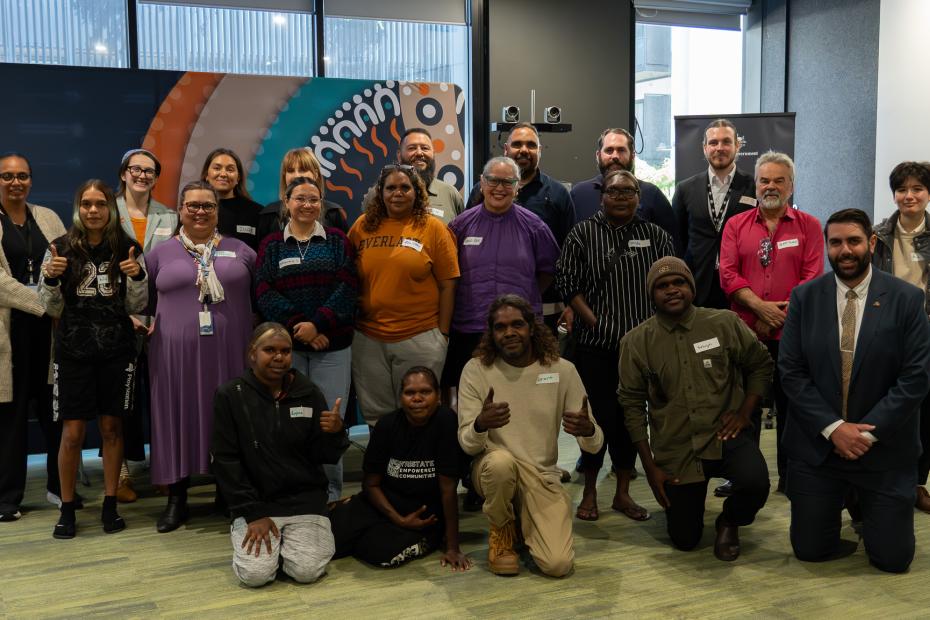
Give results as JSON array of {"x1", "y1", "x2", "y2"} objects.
[
  {"x1": 780, "y1": 208, "x2": 930, "y2": 573},
  {"x1": 673, "y1": 118, "x2": 757, "y2": 309},
  {"x1": 397, "y1": 128, "x2": 464, "y2": 225},
  {"x1": 570, "y1": 128, "x2": 679, "y2": 253},
  {"x1": 719, "y1": 151, "x2": 823, "y2": 490}
]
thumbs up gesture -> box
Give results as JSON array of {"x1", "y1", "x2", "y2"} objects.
[
  {"x1": 320, "y1": 397, "x2": 344, "y2": 433},
  {"x1": 475, "y1": 386, "x2": 510, "y2": 431},
  {"x1": 562, "y1": 396, "x2": 595, "y2": 437},
  {"x1": 44, "y1": 244, "x2": 68, "y2": 279},
  {"x1": 119, "y1": 246, "x2": 142, "y2": 278}
]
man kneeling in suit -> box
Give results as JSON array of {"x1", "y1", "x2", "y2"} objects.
[{"x1": 780, "y1": 208, "x2": 930, "y2": 573}]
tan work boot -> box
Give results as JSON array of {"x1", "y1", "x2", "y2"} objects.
[{"x1": 488, "y1": 521, "x2": 520, "y2": 575}]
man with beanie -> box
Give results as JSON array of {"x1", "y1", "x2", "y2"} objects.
[{"x1": 618, "y1": 257, "x2": 773, "y2": 560}]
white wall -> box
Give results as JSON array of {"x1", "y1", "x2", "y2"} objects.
[{"x1": 873, "y1": 0, "x2": 930, "y2": 220}]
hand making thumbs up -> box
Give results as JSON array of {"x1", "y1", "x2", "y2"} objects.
[
  {"x1": 475, "y1": 386, "x2": 511, "y2": 431},
  {"x1": 44, "y1": 244, "x2": 68, "y2": 279},
  {"x1": 320, "y1": 397, "x2": 344, "y2": 433},
  {"x1": 119, "y1": 246, "x2": 142, "y2": 278},
  {"x1": 562, "y1": 396, "x2": 595, "y2": 437}
]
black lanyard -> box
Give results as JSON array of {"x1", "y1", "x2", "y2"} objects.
[
  {"x1": 706, "y1": 176, "x2": 732, "y2": 234},
  {"x1": 0, "y1": 206, "x2": 38, "y2": 285}
]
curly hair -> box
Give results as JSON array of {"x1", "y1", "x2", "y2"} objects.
[
  {"x1": 360, "y1": 164, "x2": 430, "y2": 233},
  {"x1": 474, "y1": 294, "x2": 561, "y2": 367}
]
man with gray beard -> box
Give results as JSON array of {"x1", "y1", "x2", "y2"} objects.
[{"x1": 718, "y1": 151, "x2": 824, "y2": 489}]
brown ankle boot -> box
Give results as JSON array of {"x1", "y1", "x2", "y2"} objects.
[
  {"x1": 488, "y1": 521, "x2": 520, "y2": 575},
  {"x1": 116, "y1": 475, "x2": 137, "y2": 504}
]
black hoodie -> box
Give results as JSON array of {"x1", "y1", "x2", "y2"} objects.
[{"x1": 211, "y1": 368, "x2": 349, "y2": 523}]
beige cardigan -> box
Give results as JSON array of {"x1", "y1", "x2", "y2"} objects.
[{"x1": 0, "y1": 204, "x2": 66, "y2": 402}]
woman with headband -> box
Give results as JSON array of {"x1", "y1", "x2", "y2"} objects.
[
  {"x1": 145, "y1": 180, "x2": 256, "y2": 533},
  {"x1": 113, "y1": 148, "x2": 178, "y2": 503},
  {"x1": 212, "y1": 322, "x2": 348, "y2": 587}
]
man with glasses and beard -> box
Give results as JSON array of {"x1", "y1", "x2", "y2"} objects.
[
  {"x1": 780, "y1": 209, "x2": 930, "y2": 573},
  {"x1": 570, "y1": 128, "x2": 679, "y2": 252},
  {"x1": 397, "y1": 128, "x2": 464, "y2": 225},
  {"x1": 719, "y1": 151, "x2": 823, "y2": 493},
  {"x1": 673, "y1": 119, "x2": 757, "y2": 309}
]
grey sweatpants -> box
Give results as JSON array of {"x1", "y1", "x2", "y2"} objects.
[{"x1": 230, "y1": 514, "x2": 335, "y2": 587}]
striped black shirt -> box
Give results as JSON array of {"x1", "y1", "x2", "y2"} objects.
[{"x1": 556, "y1": 211, "x2": 673, "y2": 350}]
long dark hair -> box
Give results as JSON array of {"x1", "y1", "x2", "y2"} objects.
[
  {"x1": 474, "y1": 294, "x2": 560, "y2": 367},
  {"x1": 63, "y1": 179, "x2": 133, "y2": 291},
  {"x1": 200, "y1": 147, "x2": 251, "y2": 199},
  {"x1": 361, "y1": 164, "x2": 430, "y2": 233}
]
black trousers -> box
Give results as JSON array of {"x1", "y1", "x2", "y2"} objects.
[
  {"x1": 788, "y1": 458, "x2": 915, "y2": 573},
  {"x1": 575, "y1": 345, "x2": 636, "y2": 472},
  {"x1": 919, "y1": 395, "x2": 930, "y2": 485},
  {"x1": 664, "y1": 432, "x2": 770, "y2": 551},
  {"x1": 0, "y1": 311, "x2": 61, "y2": 512},
  {"x1": 329, "y1": 494, "x2": 442, "y2": 568},
  {"x1": 762, "y1": 339, "x2": 789, "y2": 478}
]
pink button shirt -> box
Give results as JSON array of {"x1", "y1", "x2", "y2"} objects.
[{"x1": 719, "y1": 206, "x2": 824, "y2": 339}]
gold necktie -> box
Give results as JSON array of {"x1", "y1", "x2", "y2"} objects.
[{"x1": 840, "y1": 289, "x2": 858, "y2": 419}]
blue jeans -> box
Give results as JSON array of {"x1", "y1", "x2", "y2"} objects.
[{"x1": 292, "y1": 347, "x2": 351, "y2": 502}]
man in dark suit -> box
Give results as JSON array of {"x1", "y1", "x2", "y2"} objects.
[
  {"x1": 780, "y1": 208, "x2": 930, "y2": 573},
  {"x1": 673, "y1": 118, "x2": 757, "y2": 309}
]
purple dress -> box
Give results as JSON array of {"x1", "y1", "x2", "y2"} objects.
[{"x1": 146, "y1": 237, "x2": 256, "y2": 485}]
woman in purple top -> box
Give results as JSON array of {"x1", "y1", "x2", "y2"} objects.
[
  {"x1": 146, "y1": 181, "x2": 256, "y2": 533},
  {"x1": 442, "y1": 156, "x2": 560, "y2": 395}
]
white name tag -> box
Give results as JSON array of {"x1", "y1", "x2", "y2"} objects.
[
  {"x1": 629, "y1": 239, "x2": 651, "y2": 248},
  {"x1": 913, "y1": 252, "x2": 923, "y2": 263},
  {"x1": 96, "y1": 274, "x2": 109, "y2": 286},
  {"x1": 703, "y1": 358, "x2": 713, "y2": 369},
  {"x1": 536, "y1": 372, "x2": 560, "y2": 384},
  {"x1": 198, "y1": 310, "x2": 214, "y2": 336},
  {"x1": 777, "y1": 238, "x2": 799, "y2": 249},
  {"x1": 463, "y1": 236, "x2": 483, "y2": 246},
  {"x1": 154, "y1": 227, "x2": 172, "y2": 236},
  {"x1": 401, "y1": 238, "x2": 423, "y2": 252},
  {"x1": 279, "y1": 257, "x2": 301, "y2": 268},
  {"x1": 236, "y1": 225, "x2": 256, "y2": 235},
  {"x1": 215, "y1": 250, "x2": 236, "y2": 258},
  {"x1": 429, "y1": 207, "x2": 445, "y2": 218},
  {"x1": 693, "y1": 337, "x2": 721, "y2": 353},
  {"x1": 739, "y1": 195, "x2": 756, "y2": 206},
  {"x1": 290, "y1": 406, "x2": 313, "y2": 419}
]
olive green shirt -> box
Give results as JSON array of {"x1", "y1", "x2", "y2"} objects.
[
  {"x1": 618, "y1": 305, "x2": 773, "y2": 484},
  {"x1": 426, "y1": 179, "x2": 465, "y2": 225}
]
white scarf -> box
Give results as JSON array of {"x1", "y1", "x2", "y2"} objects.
[{"x1": 179, "y1": 229, "x2": 225, "y2": 304}]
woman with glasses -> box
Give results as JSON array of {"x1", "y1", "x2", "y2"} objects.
[
  {"x1": 442, "y1": 156, "x2": 559, "y2": 401},
  {"x1": 347, "y1": 164, "x2": 459, "y2": 426},
  {"x1": 255, "y1": 176, "x2": 357, "y2": 501},
  {"x1": 201, "y1": 148, "x2": 263, "y2": 251},
  {"x1": 257, "y1": 147, "x2": 348, "y2": 244},
  {"x1": 39, "y1": 179, "x2": 147, "y2": 538},
  {"x1": 146, "y1": 181, "x2": 256, "y2": 532},
  {"x1": 557, "y1": 169, "x2": 673, "y2": 522},
  {"x1": 0, "y1": 153, "x2": 67, "y2": 523},
  {"x1": 113, "y1": 148, "x2": 178, "y2": 503}
]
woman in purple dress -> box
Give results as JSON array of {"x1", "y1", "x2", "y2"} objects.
[{"x1": 146, "y1": 180, "x2": 256, "y2": 533}]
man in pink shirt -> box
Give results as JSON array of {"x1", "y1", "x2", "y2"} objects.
[{"x1": 719, "y1": 151, "x2": 823, "y2": 492}]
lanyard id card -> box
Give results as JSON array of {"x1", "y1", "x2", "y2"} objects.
[{"x1": 199, "y1": 305, "x2": 214, "y2": 336}]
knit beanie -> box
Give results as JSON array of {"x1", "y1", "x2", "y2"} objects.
[{"x1": 646, "y1": 256, "x2": 696, "y2": 296}]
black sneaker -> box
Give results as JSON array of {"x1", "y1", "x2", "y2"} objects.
[
  {"x1": 102, "y1": 514, "x2": 126, "y2": 534},
  {"x1": 53, "y1": 518, "x2": 76, "y2": 539},
  {"x1": 714, "y1": 481, "x2": 734, "y2": 497},
  {"x1": 0, "y1": 510, "x2": 22, "y2": 522}
]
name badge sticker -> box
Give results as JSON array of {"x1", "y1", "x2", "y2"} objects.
[
  {"x1": 198, "y1": 310, "x2": 214, "y2": 336},
  {"x1": 536, "y1": 372, "x2": 560, "y2": 385},
  {"x1": 429, "y1": 207, "x2": 445, "y2": 218},
  {"x1": 912, "y1": 252, "x2": 923, "y2": 263},
  {"x1": 215, "y1": 250, "x2": 237, "y2": 258},
  {"x1": 401, "y1": 238, "x2": 424, "y2": 252},
  {"x1": 279, "y1": 257, "x2": 301, "y2": 268},
  {"x1": 739, "y1": 195, "x2": 757, "y2": 206},
  {"x1": 463, "y1": 236, "x2": 483, "y2": 246},
  {"x1": 703, "y1": 359, "x2": 713, "y2": 369},
  {"x1": 290, "y1": 406, "x2": 313, "y2": 419},
  {"x1": 154, "y1": 227, "x2": 172, "y2": 236},
  {"x1": 629, "y1": 239, "x2": 651, "y2": 248},
  {"x1": 96, "y1": 274, "x2": 110, "y2": 286},
  {"x1": 693, "y1": 337, "x2": 721, "y2": 353},
  {"x1": 777, "y1": 238, "x2": 799, "y2": 250},
  {"x1": 236, "y1": 225, "x2": 257, "y2": 236}
]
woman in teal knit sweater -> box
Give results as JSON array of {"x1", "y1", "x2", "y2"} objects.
[{"x1": 255, "y1": 176, "x2": 358, "y2": 501}]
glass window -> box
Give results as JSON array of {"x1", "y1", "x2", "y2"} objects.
[
  {"x1": 137, "y1": 2, "x2": 315, "y2": 76},
  {"x1": 0, "y1": 0, "x2": 128, "y2": 68},
  {"x1": 634, "y1": 22, "x2": 743, "y2": 197}
]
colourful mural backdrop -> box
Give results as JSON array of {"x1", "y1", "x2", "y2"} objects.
[{"x1": 142, "y1": 73, "x2": 467, "y2": 220}]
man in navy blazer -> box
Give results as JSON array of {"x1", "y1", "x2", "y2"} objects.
[{"x1": 780, "y1": 208, "x2": 930, "y2": 573}]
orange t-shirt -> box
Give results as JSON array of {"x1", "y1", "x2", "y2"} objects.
[
  {"x1": 348, "y1": 214, "x2": 459, "y2": 342},
  {"x1": 130, "y1": 216, "x2": 147, "y2": 246}
]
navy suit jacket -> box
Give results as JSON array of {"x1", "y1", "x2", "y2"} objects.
[{"x1": 779, "y1": 268, "x2": 930, "y2": 471}]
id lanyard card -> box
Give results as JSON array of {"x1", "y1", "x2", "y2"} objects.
[{"x1": 199, "y1": 304, "x2": 214, "y2": 336}]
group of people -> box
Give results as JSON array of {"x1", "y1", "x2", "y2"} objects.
[{"x1": 1, "y1": 116, "x2": 929, "y2": 586}]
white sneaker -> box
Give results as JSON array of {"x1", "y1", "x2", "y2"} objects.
[{"x1": 0, "y1": 510, "x2": 22, "y2": 522}]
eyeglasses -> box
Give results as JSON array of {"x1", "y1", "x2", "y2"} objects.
[
  {"x1": 603, "y1": 187, "x2": 639, "y2": 199},
  {"x1": 289, "y1": 195, "x2": 322, "y2": 207},
  {"x1": 0, "y1": 172, "x2": 30, "y2": 183},
  {"x1": 183, "y1": 202, "x2": 218, "y2": 213},
  {"x1": 758, "y1": 237, "x2": 773, "y2": 267},
  {"x1": 482, "y1": 175, "x2": 519, "y2": 188},
  {"x1": 128, "y1": 165, "x2": 157, "y2": 179}
]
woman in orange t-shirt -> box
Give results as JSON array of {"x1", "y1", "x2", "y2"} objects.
[{"x1": 348, "y1": 165, "x2": 459, "y2": 425}]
